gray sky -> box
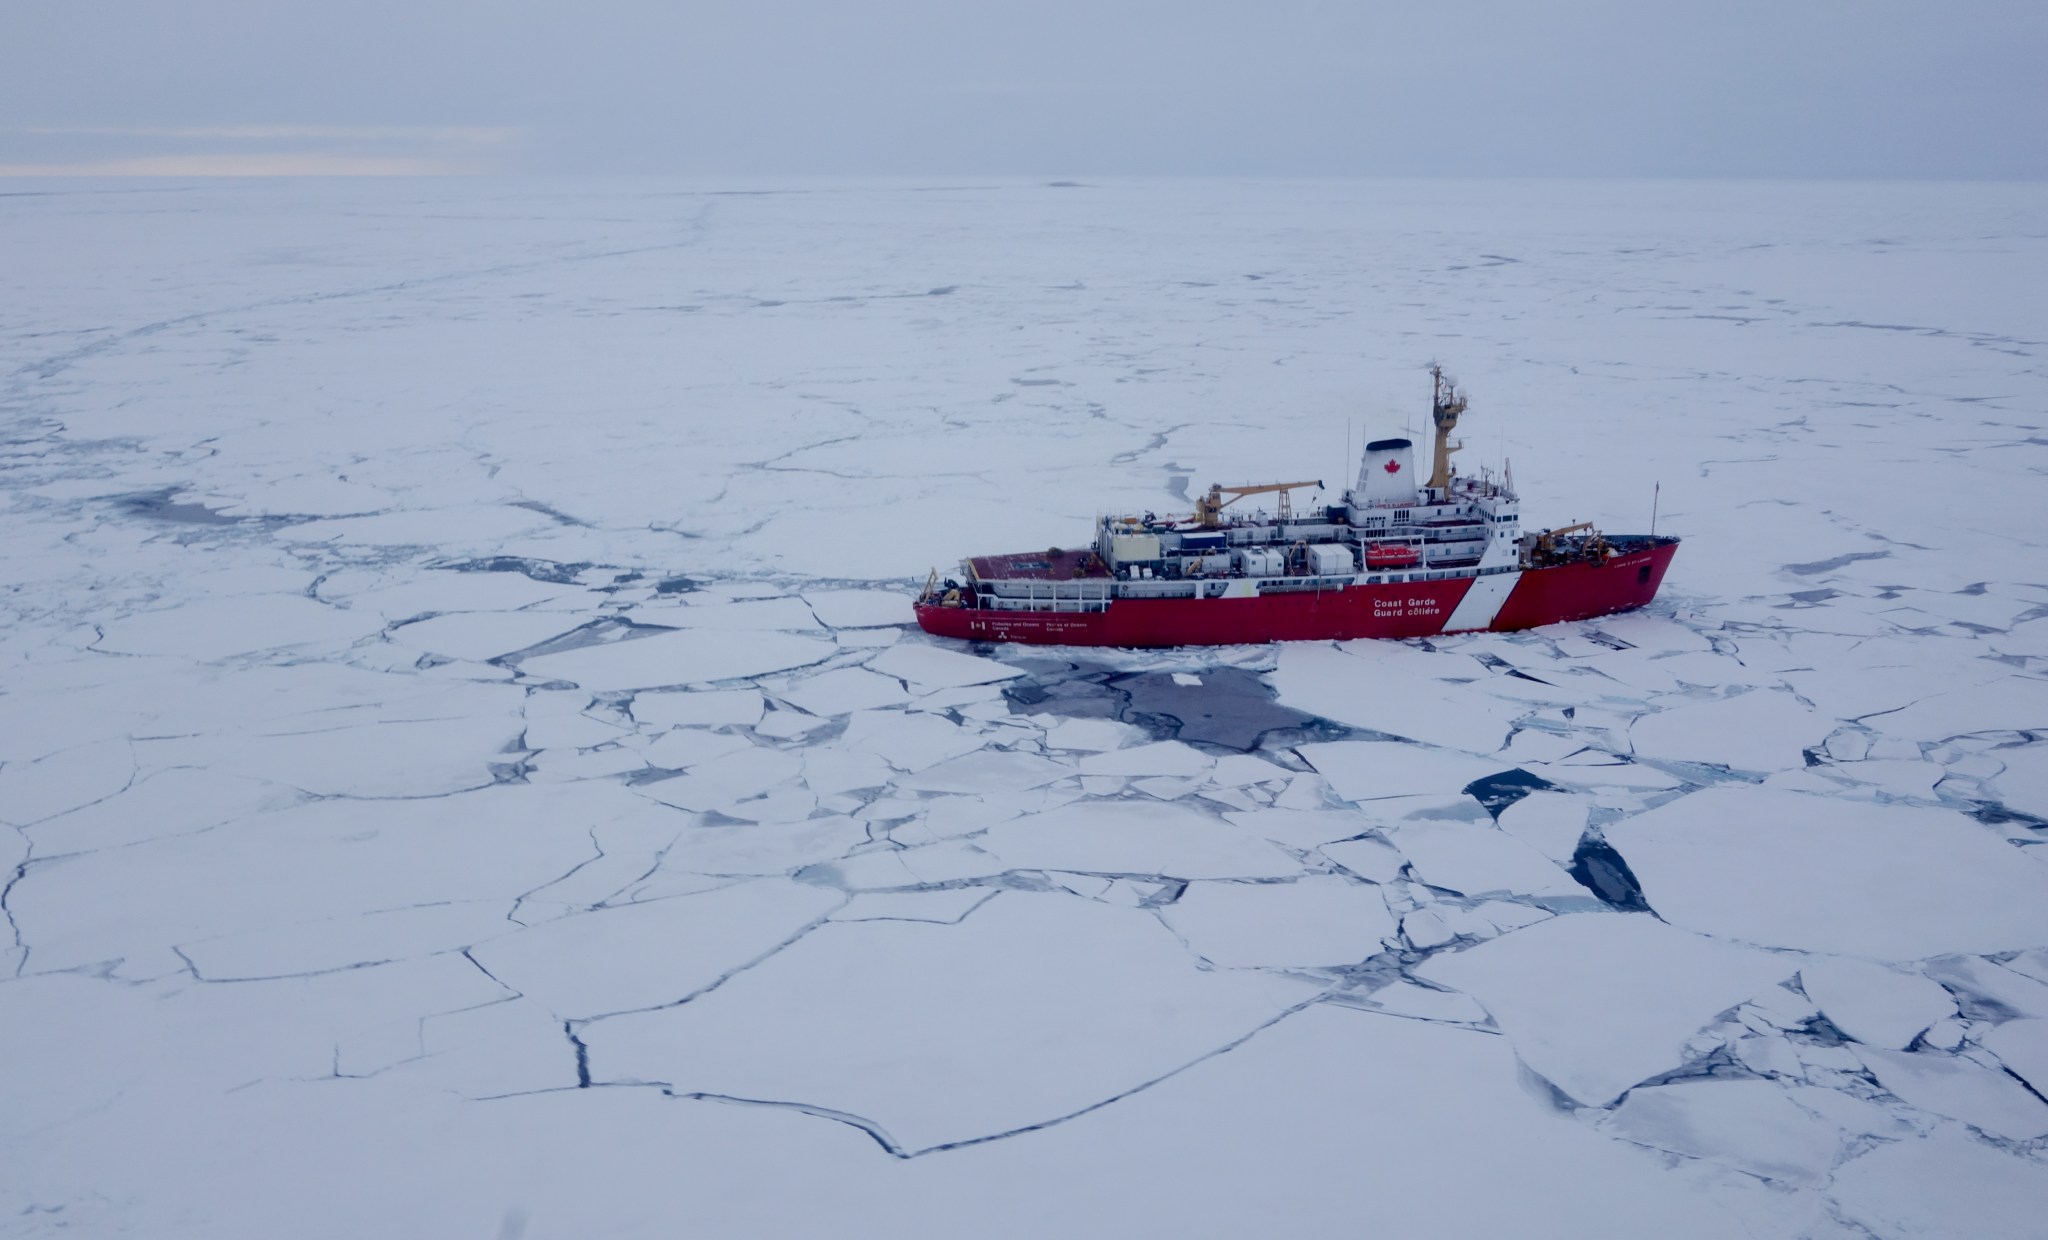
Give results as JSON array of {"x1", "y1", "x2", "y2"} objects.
[{"x1": 4, "y1": 0, "x2": 2043, "y2": 177}]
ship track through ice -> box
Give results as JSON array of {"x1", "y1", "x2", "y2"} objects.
[{"x1": 916, "y1": 366, "x2": 1680, "y2": 647}]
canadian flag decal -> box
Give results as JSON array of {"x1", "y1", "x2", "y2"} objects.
[{"x1": 1383, "y1": 458, "x2": 1401, "y2": 474}]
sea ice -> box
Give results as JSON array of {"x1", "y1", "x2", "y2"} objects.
[
  {"x1": 1379, "y1": 821, "x2": 1583, "y2": 898},
  {"x1": 91, "y1": 594, "x2": 378, "y2": 660},
  {"x1": 583, "y1": 892, "x2": 1318, "y2": 1151},
  {"x1": 1628, "y1": 688, "x2": 1820, "y2": 773},
  {"x1": 638, "y1": 726, "x2": 756, "y2": 770},
  {"x1": 1077, "y1": 740, "x2": 1213, "y2": 778},
  {"x1": 1830, "y1": 1131, "x2": 2048, "y2": 1240},
  {"x1": 979, "y1": 800, "x2": 1300, "y2": 879},
  {"x1": 1416, "y1": 911, "x2": 1795, "y2": 1105},
  {"x1": 386, "y1": 611, "x2": 583, "y2": 662},
  {"x1": 1979, "y1": 1019, "x2": 2048, "y2": 1095},
  {"x1": 469, "y1": 879, "x2": 842, "y2": 1019},
  {"x1": 1159, "y1": 876, "x2": 1398, "y2": 968},
  {"x1": 778, "y1": 667, "x2": 911, "y2": 716},
  {"x1": 515, "y1": 629, "x2": 835, "y2": 690},
  {"x1": 1271, "y1": 642, "x2": 1517, "y2": 753},
  {"x1": 631, "y1": 747, "x2": 805, "y2": 813},
  {"x1": 802, "y1": 589, "x2": 913, "y2": 629},
  {"x1": 1606, "y1": 787, "x2": 2048, "y2": 958},
  {"x1": 629, "y1": 688, "x2": 766, "y2": 728},
  {"x1": 892, "y1": 749, "x2": 1071, "y2": 795},
  {"x1": 1294, "y1": 741, "x2": 1514, "y2": 803},
  {"x1": 1602, "y1": 1080, "x2": 1840, "y2": 1186},
  {"x1": 1797, "y1": 957, "x2": 1956, "y2": 1049},
  {"x1": 865, "y1": 642, "x2": 1024, "y2": 690},
  {"x1": 1318, "y1": 835, "x2": 1408, "y2": 883},
  {"x1": 1852, "y1": 1047, "x2": 2048, "y2": 1140},
  {"x1": 1493, "y1": 789, "x2": 1590, "y2": 860}
]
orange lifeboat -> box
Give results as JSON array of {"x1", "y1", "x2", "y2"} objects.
[{"x1": 1364, "y1": 543, "x2": 1421, "y2": 569}]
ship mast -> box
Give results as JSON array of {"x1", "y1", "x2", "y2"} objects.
[{"x1": 1427, "y1": 363, "x2": 1466, "y2": 491}]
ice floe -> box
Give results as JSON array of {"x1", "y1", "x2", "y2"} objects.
[
  {"x1": 583, "y1": 893, "x2": 1319, "y2": 1151},
  {"x1": 1416, "y1": 911, "x2": 1796, "y2": 1105},
  {"x1": 1606, "y1": 787, "x2": 2048, "y2": 957},
  {"x1": 516, "y1": 629, "x2": 835, "y2": 690}
]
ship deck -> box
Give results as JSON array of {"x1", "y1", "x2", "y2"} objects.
[{"x1": 968, "y1": 547, "x2": 1113, "y2": 582}]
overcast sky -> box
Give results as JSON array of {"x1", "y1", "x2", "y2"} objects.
[{"x1": 4, "y1": 0, "x2": 2043, "y2": 177}]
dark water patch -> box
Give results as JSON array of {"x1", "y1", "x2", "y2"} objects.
[
  {"x1": 1463, "y1": 769, "x2": 1557, "y2": 819},
  {"x1": 118, "y1": 489, "x2": 243, "y2": 525},
  {"x1": 434, "y1": 556, "x2": 593, "y2": 585},
  {"x1": 1003, "y1": 662, "x2": 1326, "y2": 752},
  {"x1": 1784, "y1": 551, "x2": 1891, "y2": 576},
  {"x1": 1971, "y1": 803, "x2": 2046, "y2": 831},
  {"x1": 1011, "y1": 378, "x2": 1062, "y2": 387},
  {"x1": 926, "y1": 286, "x2": 957, "y2": 296},
  {"x1": 1785, "y1": 588, "x2": 1840, "y2": 605},
  {"x1": 1043, "y1": 181, "x2": 1086, "y2": 188},
  {"x1": 654, "y1": 575, "x2": 699, "y2": 595},
  {"x1": 1568, "y1": 838, "x2": 1652, "y2": 911}
]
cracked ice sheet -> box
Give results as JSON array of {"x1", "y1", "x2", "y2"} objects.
[
  {"x1": 1606, "y1": 786, "x2": 2048, "y2": 958},
  {"x1": 978, "y1": 800, "x2": 1301, "y2": 879},
  {"x1": 1159, "y1": 876, "x2": 1397, "y2": 968},
  {"x1": 585, "y1": 892, "x2": 1321, "y2": 1152},
  {"x1": 469, "y1": 879, "x2": 842, "y2": 1019},
  {"x1": 1270, "y1": 642, "x2": 1518, "y2": 753},
  {"x1": 513, "y1": 628, "x2": 835, "y2": 690},
  {"x1": 1295, "y1": 741, "x2": 1514, "y2": 803},
  {"x1": 1415, "y1": 911, "x2": 1795, "y2": 1106}
]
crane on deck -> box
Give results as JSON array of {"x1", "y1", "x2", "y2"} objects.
[{"x1": 1194, "y1": 480, "x2": 1323, "y2": 529}]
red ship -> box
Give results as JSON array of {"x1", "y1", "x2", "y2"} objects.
[{"x1": 915, "y1": 367, "x2": 1678, "y2": 647}]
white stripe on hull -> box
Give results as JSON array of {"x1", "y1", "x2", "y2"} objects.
[{"x1": 1441, "y1": 570, "x2": 1522, "y2": 632}]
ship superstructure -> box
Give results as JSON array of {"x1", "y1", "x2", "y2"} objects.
[{"x1": 916, "y1": 367, "x2": 1678, "y2": 647}]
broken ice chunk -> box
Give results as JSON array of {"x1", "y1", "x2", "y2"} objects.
[
  {"x1": 1602, "y1": 1080, "x2": 1839, "y2": 1186},
  {"x1": 1078, "y1": 741, "x2": 1212, "y2": 778},
  {"x1": 1853, "y1": 1047, "x2": 2048, "y2": 1140},
  {"x1": 632, "y1": 748, "x2": 805, "y2": 812},
  {"x1": 1379, "y1": 822, "x2": 1583, "y2": 898},
  {"x1": 1628, "y1": 688, "x2": 1820, "y2": 773},
  {"x1": 1360, "y1": 980, "x2": 1489, "y2": 1023},
  {"x1": 581, "y1": 893, "x2": 1316, "y2": 1153},
  {"x1": 1295, "y1": 742, "x2": 1515, "y2": 804},
  {"x1": 1798, "y1": 957, "x2": 1956, "y2": 1049},
  {"x1": 1605, "y1": 787, "x2": 2048, "y2": 958},
  {"x1": 1493, "y1": 790, "x2": 1589, "y2": 861},
  {"x1": 830, "y1": 888, "x2": 995, "y2": 924},
  {"x1": 1831, "y1": 1130, "x2": 2046, "y2": 1240},
  {"x1": 1978, "y1": 1019, "x2": 2048, "y2": 1097},
  {"x1": 516, "y1": 629, "x2": 835, "y2": 691},
  {"x1": 1415, "y1": 911, "x2": 1794, "y2": 1106},
  {"x1": 892, "y1": 749, "x2": 1070, "y2": 795},
  {"x1": 802, "y1": 589, "x2": 913, "y2": 629},
  {"x1": 639, "y1": 728, "x2": 754, "y2": 771},
  {"x1": 778, "y1": 667, "x2": 909, "y2": 716},
  {"x1": 630, "y1": 688, "x2": 765, "y2": 728},
  {"x1": 1160, "y1": 876, "x2": 1397, "y2": 968},
  {"x1": 1041, "y1": 716, "x2": 1148, "y2": 753},
  {"x1": 864, "y1": 642, "x2": 1023, "y2": 690},
  {"x1": 1319, "y1": 835, "x2": 1407, "y2": 883},
  {"x1": 387, "y1": 611, "x2": 582, "y2": 662},
  {"x1": 979, "y1": 800, "x2": 1299, "y2": 880},
  {"x1": 469, "y1": 878, "x2": 842, "y2": 1019}
]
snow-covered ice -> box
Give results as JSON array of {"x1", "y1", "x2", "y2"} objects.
[
  {"x1": 1607, "y1": 787, "x2": 2048, "y2": 958},
  {"x1": 6, "y1": 176, "x2": 2047, "y2": 1234}
]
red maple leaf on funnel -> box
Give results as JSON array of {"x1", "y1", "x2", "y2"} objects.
[{"x1": 1383, "y1": 458, "x2": 1401, "y2": 474}]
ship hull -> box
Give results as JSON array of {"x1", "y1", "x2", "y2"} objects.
[{"x1": 915, "y1": 538, "x2": 1678, "y2": 647}]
